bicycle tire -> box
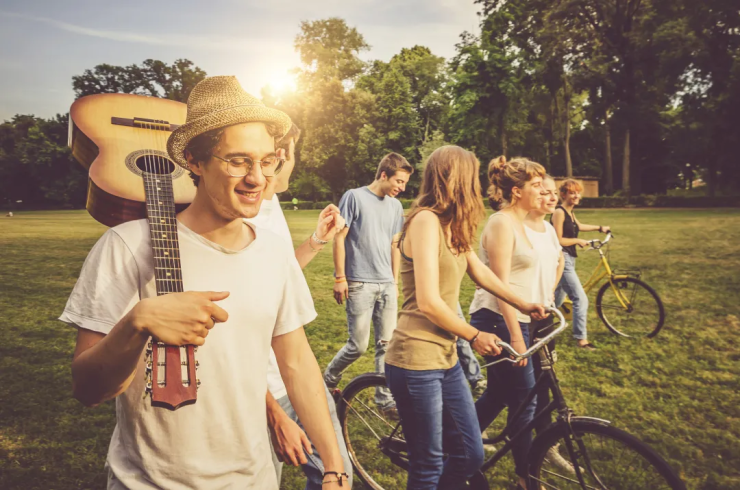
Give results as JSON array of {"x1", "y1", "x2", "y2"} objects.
[
  {"x1": 528, "y1": 417, "x2": 685, "y2": 490},
  {"x1": 337, "y1": 373, "x2": 407, "y2": 490},
  {"x1": 596, "y1": 277, "x2": 665, "y2": 338}
]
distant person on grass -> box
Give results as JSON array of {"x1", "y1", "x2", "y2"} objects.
[
  {"x1": 324, "y1": 153, "x2": 412, "y2": 417},
  {"x1": 60, "y1": 76, "x2": 347, "y2": 489},
  {"x1": 245, "y1": 123, "x2": 353, "y2": 489},
  {"x1": 551, "y1": 179, "x2": 610, "y2": 350},
  {"x1": 385, "y1": 146, "x2": 546, "y2": 489}
]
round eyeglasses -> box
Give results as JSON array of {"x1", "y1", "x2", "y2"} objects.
[{"x1": 211, "y1": 154, "x2": 285, "y2": 178}]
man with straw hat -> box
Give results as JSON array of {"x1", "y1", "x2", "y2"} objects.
[{"x1": 62, "y1": 76, "x2": 348, "y2": 489}]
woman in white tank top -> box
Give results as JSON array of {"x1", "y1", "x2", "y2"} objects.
[{"x1": 469, "y1": 156, "x2": 546, "y2": 490}]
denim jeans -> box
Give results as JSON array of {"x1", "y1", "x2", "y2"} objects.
[
  {"x1": 528, "y1": 319, "x2": 556, "y2": 435},
  {"x1": 554, "y1": 253, "x2": 589, "y2": 340},
  {"x1": 471, "y1": 308, "x2": 536, "y2": 478},
  {"x1": 455, "y1": 303, "x2": 484, "y2": 386},
  {"x1": 385, "y1": 362, "x2": 484, "y2": 490},
  {"x1": 270, "y1": 387, "x2": 353, "y2": 490},
  {"x1": 325, "y1": 281, "x2": 397, "y2": 408}
]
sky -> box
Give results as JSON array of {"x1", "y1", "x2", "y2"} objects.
[{"x1": 0, "y1": 0, "x2": 481, "y2": 121}]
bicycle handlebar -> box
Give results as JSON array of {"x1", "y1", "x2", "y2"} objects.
[
  {"x1": 481, "y1": 307, "x2": 567, "y2": 368},
  {"x1": 586, "y1": 231, "x2": 614, "y2": 250}
]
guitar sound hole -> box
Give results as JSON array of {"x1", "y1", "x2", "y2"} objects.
[{"x1": 135, "y1": 154, "x2": 176, "y2": 175}]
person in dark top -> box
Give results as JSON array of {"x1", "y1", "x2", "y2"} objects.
[{"x1": 550, "y1": 179, "x2": 610, "y2": 350}]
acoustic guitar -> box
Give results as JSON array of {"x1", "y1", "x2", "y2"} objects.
[{"x1": 69, "y1": 93, "x2": 198, "y2": 411}]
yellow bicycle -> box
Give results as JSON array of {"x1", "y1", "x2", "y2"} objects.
[{"x1": 560, "y1": 232, "x2": 665, "y2": 338}]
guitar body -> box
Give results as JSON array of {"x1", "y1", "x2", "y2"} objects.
[{"x1": 69, "y1": 93, "x2": 195, "y2": 227}]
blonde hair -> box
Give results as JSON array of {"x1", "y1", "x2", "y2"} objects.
[
  {"x1": 487, "y1": 156, "x2": 546, "y2": 210},
  {"x1": 403, "y1": 146, "x2": 486, "y2": 254}
]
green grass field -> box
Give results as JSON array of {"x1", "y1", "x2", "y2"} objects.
[{"x1": 1, "y1": 209, "x2": 739, "y2": 489}]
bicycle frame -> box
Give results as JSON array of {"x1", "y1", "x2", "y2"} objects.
[
  {"x1": 478, "y1": 345, "x2": 569, "y2": 473},
  {"x1": 581, "y1": 248, "x2": 633, "y2": 311},
  {"x1": 478, "y1": 345, "x2": 613, "y2": 489}
]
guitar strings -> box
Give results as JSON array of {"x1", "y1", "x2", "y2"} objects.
[{"x1": 144, "y1": 119, "x2": 170, "y2": 388}]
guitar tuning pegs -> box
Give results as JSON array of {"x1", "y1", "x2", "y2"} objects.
[
  {"x1": 195, "y1": 360, "x2": 200, "y2": 370},
  {"x1": 196, "y1": 379, "x2": 201, "y2": 389}
]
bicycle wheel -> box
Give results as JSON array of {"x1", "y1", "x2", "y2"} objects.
[
  {"x1": 528, "y1": 418, "x2": 685, "y2": 490},
  {"x1": 337, "y1": 373, "x2": 408, "y2": 490},
  {"x1": 596, "y1": 277, "x2": 665, "y2": 338}
]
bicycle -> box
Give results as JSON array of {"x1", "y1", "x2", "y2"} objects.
[
  {"x1": 335, "y1": 307, "x2": 684, "y2": 490},
  {"x1": 559, "y1": 232, "x2": 666, "y2": 338}
]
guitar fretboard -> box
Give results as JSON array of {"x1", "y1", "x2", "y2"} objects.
[{"x1": 142, "y1": 171, "x2": 183, "y2": 295}]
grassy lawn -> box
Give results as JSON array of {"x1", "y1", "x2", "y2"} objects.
[{"x1": 1, "y1": 208, "x2": 739, "y2": 489}]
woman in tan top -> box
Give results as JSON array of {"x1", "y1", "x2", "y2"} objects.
[
  {"x1": 384, "y1": 146, "x2": 545, "y2": 489},
  {"x1": 471, "y1": 156, "x2": 545, "y2": 489}
]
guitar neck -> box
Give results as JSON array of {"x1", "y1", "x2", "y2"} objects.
[
  {"x1": 142, "y1": 170, "x2": 197, "y2": 411},
  {"x1": 142, "y1": 172, "x2": 184, "y2": 295}
]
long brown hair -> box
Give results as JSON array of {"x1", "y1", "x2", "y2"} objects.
[
  {"x1": 403, "y1": 145, "x2": 486, "y2": 254},
  {"x1": 487, "y1": 156, "x2": 545, "y2": 210}
]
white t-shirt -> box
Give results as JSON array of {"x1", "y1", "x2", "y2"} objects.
[
  {"x1": 244, "y1": 194, "x2": 293, "y2": 399},
  {"x1": 59, "y1": 218, "x2": 316, "y2": 490},
  {"x1": 524, "y1": 220, "x2": 562, "y2": 306}
]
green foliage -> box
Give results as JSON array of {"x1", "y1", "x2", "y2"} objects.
[
  {"x1": 72, "y1": 59, "x2": 206, "y2": 102},
  {"x1": 0, "y1": 115, "x2": 87, "y2": 210}
]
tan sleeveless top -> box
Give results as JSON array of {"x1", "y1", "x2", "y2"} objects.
[
  {"x1": 469, "y1": 212, "x2": 538, "y2": 323},
  {"x1": 385, "y1": 223, "x2": 468, "y2": 371}
]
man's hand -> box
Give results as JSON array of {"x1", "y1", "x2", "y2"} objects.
[
  {"x1": 315, "y1": 205, "x2": 346, "y2": 243},
  {"x1": 130, "y1": 291, "x2": 229, "y2": 346},
  {"x1": 268, "y1": 412, "x2": 312, "y2": 466},
  {"x1": 333, "y1": 281, "x2": 349, "y2": 305}
]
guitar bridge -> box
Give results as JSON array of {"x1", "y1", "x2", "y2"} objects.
[{"x1": 111, "y1": 117, "x2": 181, "y2": 132}]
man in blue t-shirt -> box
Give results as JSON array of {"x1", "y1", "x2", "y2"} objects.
[{"x1": 324, "y1": 153, "x2": 413, "y2": 413}]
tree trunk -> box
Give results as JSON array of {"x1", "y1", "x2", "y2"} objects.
[
  {"x1": 499, "y1": 111, "x2": 508, "y2": 157},
  {"x1": 563, "y1": 80, "x2": 573, "y2": 177},
  {"x1": 424, "y1": 113, "x2": 430, "y2": 143},
  {"x1": 622, "y1": 129, "x2": 631, "y2": 198},
  {"x1": 604, "y1": 109, "x2": 613, "y2": 195},
  {"x1": 546, "y1": 99, "x2": 554, "y2": 171}
]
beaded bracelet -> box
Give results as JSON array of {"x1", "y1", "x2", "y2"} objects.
[
  {"x1": 312, "y1": 231, "x2": 329, "y2": 245},
  {"x1": 322, "y1": 471, "x2": 349, "y2": 486}
]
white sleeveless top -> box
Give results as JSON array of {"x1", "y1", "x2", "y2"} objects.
[{"x1": 469, "y1": 212, "x2": 538, "y2": 323}]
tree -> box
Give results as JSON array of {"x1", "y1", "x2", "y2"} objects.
[{"x1": 72, "y1": 59, "x2": 207, "y2": 102}]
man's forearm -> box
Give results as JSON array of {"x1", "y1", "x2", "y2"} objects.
[
  {"x1": 71, "y1": 310, "x2": 149, "y2": 406},
  {"x1": 281, "y1": 341, "x2": 344, "y2": 472},
  {"x1": 333, "y1": 233, "x2": 347, "y2": 278}
]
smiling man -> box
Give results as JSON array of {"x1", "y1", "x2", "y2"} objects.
[
  {"x1": 324, "y1": 153, "x2": 413, "y2": 416},
  {"x1": 60, "y1": 76, "x2": 347, "y2": 489}
]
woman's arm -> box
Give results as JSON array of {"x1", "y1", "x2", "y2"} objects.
[
  {"x1": 573, "y1": 212, "x2": 610, "y2": 233},
  {"x1": 407, "y1": 211, "x2": 501, "y2": 356},
  {"x1": 552, "y1": 208, "x2": 589, "y2": 248},
  {"x1": 553, "y1": 251, "x2": 565, "y2": 303}
]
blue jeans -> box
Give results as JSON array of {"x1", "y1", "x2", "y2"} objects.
[
  {"x1": 554, "y1": 253, "x2": 589, "y2": 340},
  {"x1": 455, "y1": 303, "x2": 484, "y2": 386},
  {"x1": 325, "y1": 281, "x2": 397, "y2": 408},
  {"x1": 270, "y1": 387, "x2": 353, "y2": 490},
  {"x1": 471, "y1": 308, "x2": 536, "y2": 478},
  {"x1": 385, "y1": 362, "x2": 484, "y2": 490}
]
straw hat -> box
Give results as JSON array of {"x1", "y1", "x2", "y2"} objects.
[{"x1": 167, "y1": 76, "x2": 292, "y2": 168}]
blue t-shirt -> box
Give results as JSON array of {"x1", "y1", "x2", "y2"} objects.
[{"x1": 339, "y1": 187, "x2": 405, "y2": 283}]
